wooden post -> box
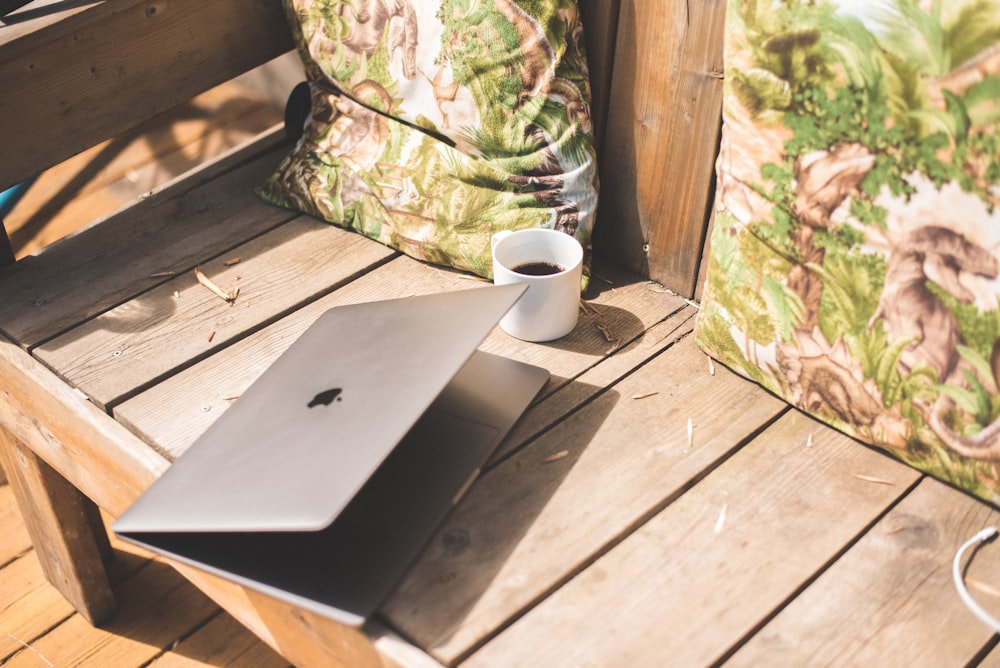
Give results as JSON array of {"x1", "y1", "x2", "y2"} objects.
[
  {"x1": 594, "y1": 0, "x2": 726, "y2": 297},
  {"x1": 0, "y1": 427, "x2": 116, "y2": 625}
]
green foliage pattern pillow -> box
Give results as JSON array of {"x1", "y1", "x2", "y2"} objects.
[
  {"x1": 697, "y1": 0, "x2": 1000, "y2": 505},
  {"x1": 257, "y1": 0, "x2": 598, "y2": 284}
]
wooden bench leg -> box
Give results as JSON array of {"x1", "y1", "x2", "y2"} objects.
[{"x1": 0, "y1": 427, "x2": 117, "y2": 625}]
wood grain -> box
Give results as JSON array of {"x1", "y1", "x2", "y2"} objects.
[
  {"x1": 0, "y1": 334, "x2": 168, "y2": 516},
  {"x1": 5, "y1": 86, "x2": 282, "y2": 259},
  {"x1": 728, "y1": 477, "x2": 1000, "y2": 666},
  {"x1": 3, "y1": 560, "x2": 219, "y2": 668},
  {"x1": 0, "y1": 0, "x2": 293, "y2": 192},
  {"x1": 114, "y1": 257, "x2": 683, "y2": 460},
  {"x1": 36, "y1": 218, "x2": 395, "y2": 409},
  {"x1": 0, "y1": 136, "x2": 294, "y2": 349},
  {"x1": 381, "y1": 335, "x2": 789, "y2": 664},
  {"x1": 0, "y1": 553, "x2": 76, "y2": 663},
  {"x1": 464, "y1": 410, "x2": 920, "y2": 667},
  {"x1": 0, "y1": 482, "x2": 31, "y2": 564},
  {"x1": 145, "y1": 612, "x2": 292, "y2": 668},
  {"x1": 595, "y1": 0, "x2": 725, "y2": 296},
  {"x1": 0, "y1": 428, "x2": 116, "y2": 625}
]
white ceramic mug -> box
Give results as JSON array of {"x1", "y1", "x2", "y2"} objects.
[{"x1": 491, "y1": 228, "x2": 583, "y2": 342}]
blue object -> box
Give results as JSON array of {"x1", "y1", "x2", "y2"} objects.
[{"x1": 0, "y1": 178, "x2": 34, "y2": 219}]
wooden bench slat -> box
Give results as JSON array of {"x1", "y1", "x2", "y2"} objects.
[
  {"x1": 113, "y1": 257, "x2": 682, "y2": 461},
  {"x1": 0, "y1": 134, "x2": 293, "y2": 349},
  {"x1": 381, "y1": 335, "x2": 790, "y2": 664},
  {"x1": 0, "y1": 0, "x2": 293, "y2": 192},
  {"x1": 35, "y1": 218, "x2": 396, "y2": 410},
  {"x1": 498, "y1": 295, "x2": 697, "y2": 461},
  {"x1": 0, "y1": 335, "x2": 168, "y2": 516},
  {"x1": 462, "y1": 409, "x2": 920, "y2": 667},
  {"x1": 728, "y1": 477, "x2": 1000, "y2": 666}
]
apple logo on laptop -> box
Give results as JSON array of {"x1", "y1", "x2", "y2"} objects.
[{"x1": 308, "y1": 387, "x2": 343, "y2": 408}]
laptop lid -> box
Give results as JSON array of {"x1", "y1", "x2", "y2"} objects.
[{"x1": 113, "y1": 284, "x2": 549, "y2": 624}]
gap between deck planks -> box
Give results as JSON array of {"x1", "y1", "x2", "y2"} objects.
[{"x1": 462, "y1": 414, "x2": 1000, "y2": 667}]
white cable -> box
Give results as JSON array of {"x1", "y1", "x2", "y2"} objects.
[{"x1": 953, "y1": 526, "x2": 1000, "y2": 634}]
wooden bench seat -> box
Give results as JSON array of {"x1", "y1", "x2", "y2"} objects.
[{"x1": 2, "y1": 1, "x2": 1000, "y2": 666}]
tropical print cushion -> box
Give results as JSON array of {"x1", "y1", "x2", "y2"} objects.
[
  {"x1": 697, "y1": 0, "x2": 1000, "y2": 505},
  {"x1": 257, "y1": 0, "x2": 598, "y2": 285}
]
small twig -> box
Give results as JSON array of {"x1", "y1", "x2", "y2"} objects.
[
  {"x1": 884, "y1": 525, "x2": 906, "y2": 535},
  {"x1": 148, "y1": 271, "x2": 176, "y2": 278},
  {"x1": 224, "y1": 257, "x2": 242, "y2": 266},
  {"x1": 207, "y1": 330, "x2": 216, "y2": 343},
  {"x1": 967, "y1": 577, "x2": 1000, "y2": 598},
  {"x1": 632, "y1": 391, "x2": 659, "y2": 400},
  {"x1": 5, "y1": 635, "x2": 54, "y2": 667},
  {"x1": 805, "y1": 432, "x2": 814, "y2": 448},
  {"x1": 542, "y1": 450, "x2": 569, "y2": 463},
  {"x1": 853, "y1": 473, "x2": 895, "y2": 486},
  {"x1": 714, "y1": 504, "x2": 728, "y2": 534},
  {"x1": 707, "y1": 357, "x2": 715, "y2": 376},
  {"x1": 195, "y1": 267, "x2": 237, "y2": 304},
  {"x1": 221, "y1": 394, "x2": 241, "y2": 401},
  {"x1": 687, "y1": 418, "x2": 694, "y2": 449},
  {"x1": 595, "y1": 321, "x2": 615, "y2": 343}
]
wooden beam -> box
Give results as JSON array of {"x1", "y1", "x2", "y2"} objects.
[
  {"x1": 0, "y1": 427, "x2": 117, "y2": 625},
  {"x1": 595, "y1": 0, "x2": 725, "y2": 297}
]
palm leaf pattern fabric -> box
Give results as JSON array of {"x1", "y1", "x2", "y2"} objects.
[
  {"x1": 257, "y1": 0, "x2": 598, "y2": 284},
  {"x1": 697, "y1": 0, "x2": 1000, "y2": 505}
]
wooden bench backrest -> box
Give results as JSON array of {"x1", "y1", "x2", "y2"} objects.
[
  {"x1": 0, "y1": 0, "x2": 724, "y2": 298},
  {"x1": 0, "y1": 0, "x2": 293, "y2": 193}
]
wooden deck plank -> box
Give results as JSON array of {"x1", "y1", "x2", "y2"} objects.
[
  {"x1": 0, "y1": 133, "x2": 293, "y2": 349},
  {"x1": 380, "y1": 334, "x2": 790, "y2": 664},
  {"x1": 462, "y1": 409, "x2": 921, "y2": 667},
  {"x1": 727, "y1": 477, "x2": 1000, "y2": 666},
  {"x1": 36, "y1": 218, "x2": 396, "y2": 409},
  {"x1": 0, "y1": 553, "x2": 75, "y2": 663},
  {"x1": 0, "y1": 542, "x2": 150, "y2": 663},
  {"x1": 497, "y1": 293, "x2": 697, "y2": 461},
  {"x1": 0, "y1": 335, "x2": 168, "y2": 517},
  {"x1": 114, "y1": 256, "x2": 685, "y2": 461},
  {"x1": 4, "y1": 560, "x2": 219, "y2": 668},
  {"x1": 144, "y1": 612, "x2": 292, "y2": 668}
]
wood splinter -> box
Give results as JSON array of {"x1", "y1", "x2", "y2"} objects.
[
  {"x1": 852, "y1": 473, "x2": 895, "y2": 486},
  {"x1": 195, "y1": 267, "x2": 238, "y2": 304}
]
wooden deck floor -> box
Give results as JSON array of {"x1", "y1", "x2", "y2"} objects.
[
  {"x1": 1, "y1": 481, "x2": 292, "y2": 667},
  {"x1": 1, "y1": 81, "x2": 292, "y2": 668}
]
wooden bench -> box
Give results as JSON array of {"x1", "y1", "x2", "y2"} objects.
[{"x1": 2, "y1": 1, "x2": 999, "y2": 666}]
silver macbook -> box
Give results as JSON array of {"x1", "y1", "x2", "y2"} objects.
[{"x1": 113, "y1": 284, "x2": 549, "y2": 626}]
